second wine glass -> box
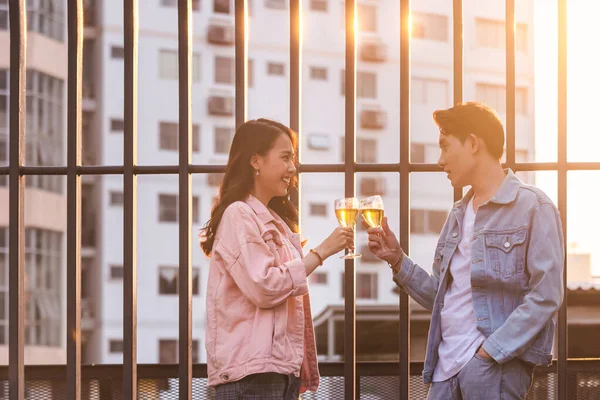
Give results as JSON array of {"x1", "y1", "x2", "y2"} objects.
[{"x1": 360, "y1": 195, "x2": 384, "y2": 229}]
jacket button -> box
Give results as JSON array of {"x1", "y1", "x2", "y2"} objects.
[
  {"x1": 452, "y1": 232, "x2": 458, "y2": 238},
  {"x1": 222, "y1": 374, "x2": 229, "y2": 381},
  {"x1": 504, "y1": 242, "x2": 510, "y2": 248}
]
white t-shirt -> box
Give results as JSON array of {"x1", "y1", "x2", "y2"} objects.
[{"x1": 433, "y1": 198, "x2": 486, "y2": 382}]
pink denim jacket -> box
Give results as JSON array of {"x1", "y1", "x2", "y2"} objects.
[{"x1": 205, "y1": 195, "x2": 320, "y2": 392}]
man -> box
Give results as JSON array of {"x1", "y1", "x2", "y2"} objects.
[{"x1": 366, "y1": 102, "x2": 564, "y2": 399}]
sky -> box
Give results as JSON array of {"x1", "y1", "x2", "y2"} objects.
[{"x1": 534, "y1": 0, "x2": 600, "y2": 278}]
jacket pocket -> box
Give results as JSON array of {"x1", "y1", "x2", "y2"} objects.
[{"x1": 485, "y1": 228, "x2": 528, "y2": 276}]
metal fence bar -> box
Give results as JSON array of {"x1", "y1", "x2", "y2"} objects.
[
  {"x1": 557, "y1": 0, "x2": 568, "y2": 398},
  {"x1": 505, "y1": 0, "x2": 516, "y2": 168},
  {"x1": 66, "y1": 0, "x2": 84, "y2": 398},
  {"x1": 235, "y1": 0, "x2": 247, "y2": 129},
  {"x1": 8, "y1": 0, "x2": 26, "y2": 399},
  {"x1": 452, "y1": 0, "x2": 463, "y2": 203},
  {"x1": 122, "y1": 0, "x2": 139, "y2": 397},
  {"x1": 290, "y1": 0, "x2": 301, "y2": 212},
  {"x1": 3, "y1": 161, "x2": 600, "y2": 177},
  {"x1": 177, "y1": 0, "x2": 193, "y2": 398},
  {"x1": 343, "y1": 0, "x2": 357, "y2": 398},
  {"x1": 399, "y1": 0, "x2": 410, "y2": 398}
]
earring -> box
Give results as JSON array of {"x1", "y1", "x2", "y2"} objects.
[{"x1": 256, "y1": 169, "x2": 260, "y2": 176}]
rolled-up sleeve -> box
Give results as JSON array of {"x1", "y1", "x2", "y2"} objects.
[{"x1": 215, "y1": 204, "x2": 308, "y2": 308}]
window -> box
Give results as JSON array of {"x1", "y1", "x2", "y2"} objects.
[
  {"x1": 341, "y1": 70, "x2": 377, "y2": 98},
  {"x1": 475, "y1": 83, "x2": 528, "y2": 115},
  {"x1": 310, "y1": 272, "x2": 328, "y2": 284},
  {"x1": 310, "y1": 66, "x2": 328, "y2": 81},
  {"x1": 159, "y1": 122, "x2": 200, "y2": 152},
  {"x1": 357, "y1": 138, "x2": 377, "y2": 163},
  {"x1": 309, "y1": 203, "x2": 328, "y2": 216},
  {"x1": 109, "y1": 339, "x2": 124, "y2": 353},
  {"x1": 342, "y1": 272, "x2": 378, "y2": 299},
  {"x1": 214, "y1": 0, "x2": 230, "y2": 14},
  {"x1": 110, "y1": 191, "x2": 124, "y2": 206},
  {"x1": 0, "y1": 228, "x2": 6, "y2": 344},
  {"x1": 308, "y1": 134, "x2": 330, "y2": 151},
  {"x1": 158, "y1": 194, "x2": 200, "y2": 223},
  {"x1": 20, "y1": 70, "x2": 65, "y2": 193},
  {"x1": 360, "y1": 245, "x2": 379, "y2": 263},
  {"x1": 0, "y1": 70, "x2": 6, "y2": 187},
  {"x1": 411, "y1": 78, "x2": 448, "y2": 108},
  {"x1": 411, "y1": 12, "x2": 448, "y2": 42},
  {"x1": 0, "y1": 1, "x2": 7, "y2": 31},
  {"x1": 159, "y1": 339, "x2": 199, "y2": 363},
  {"x1": 21, "y1": 0, "x2": 64, "y2": 41},
  {"x1": 310, "y1": 0, "x2": 327, "y2": 12},
  {"x1": 476, "y1": 19, "x2": 528, "y2": 52},
  {"x1": 110, "y1": 118, "x2": 125, "y2": 132},
  {"x1": 411, "y1": 143, "x2": 425, "y2": 163},
  {"x1": 267, "y1": 62, "x2": 285, "y2": 76},
  {"x1": 162, "y1": 0, "x2": 200, "y2": 11},
  {"x1": 358, "y1": 4, "x2": 377, "y2": 33},
  {"x1": 215, "y1": 56, "x2": 234, "y2": 84},
  {"x1": 248, "y1": 59, "x2": 254, "y2": 87},
  {"x1": 109, "y1": 265, "x2": 124, "y2": 280},
  {"x1": 215, "y1": 127, "x2": 234, "y2": 154},
  {"x1": 343, "y1": 138, "x2": 377, "y2": 163},
  {"x1": 410, "y1": 209, "x2": 448, "y2": 234},
  {"x1": 359, "y1": 177, "x2": 385, "y2": 196},
  {"x1": 159, "y1": 50, "x2": 200, "y2": 82},
  {"x1": 22, "y1": 229, "x2": 62, "y2": 346},
  {"x1": 111, "y1": 46, "x2": 124, "y2": 59},
  {"x1": 158, "y1": 266, "x2": 200, "y2": 295},
  {"x1": 265, "y1": 0, "x2": 286, "y2": 10}
]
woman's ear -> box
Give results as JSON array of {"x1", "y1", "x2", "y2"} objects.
[{"x1": 250, "y1": 154, "x2": 260, "y2": 171}]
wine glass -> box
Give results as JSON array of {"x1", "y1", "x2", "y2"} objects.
[
  {"x1": 360, "y1": 195, "x2": 384, "y2": 229},
  {"x1": 334, "y1": 197, "x2": 361, "y2": 259}
]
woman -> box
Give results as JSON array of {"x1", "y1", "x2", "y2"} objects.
[{"x1": 201, "y1": 118, "x2": 353, "y2": 399}]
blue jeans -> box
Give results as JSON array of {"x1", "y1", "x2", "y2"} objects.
[
  {"x1": 426, "y1": 355, "x2": 535, "y2": 400},
  {"x1": 215, "y1": 372, "x2": 301, "y2": 400}
]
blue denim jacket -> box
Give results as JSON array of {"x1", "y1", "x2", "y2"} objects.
[{"x1": 393, "y1": 170, "x2": 564, "y2": 384}]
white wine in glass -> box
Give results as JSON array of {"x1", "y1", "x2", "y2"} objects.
[
  {"x1": 334, "y1": 197, "x2": 361, "y2": 259},
  {"x1": 360, "y1": 195, "x2": 384, "y2": 228}
]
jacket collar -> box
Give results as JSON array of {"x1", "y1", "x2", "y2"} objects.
[
  {"x1": 245, "y1": 194, "x2": 278, "y2": 226},
  {"x1": 454, "y1": 168, "x2": 522, "y2": 210}
]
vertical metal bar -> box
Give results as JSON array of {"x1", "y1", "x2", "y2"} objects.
[
  {"x1": 452, "y1": 0, "x2": 463, "y2": 203},
  {"x1": 398, "y1": 0, "x2": 410, "y2": 398},
  {"x1": 557, "y1": 0, "x2": 568, "y2": 398},
  {"x1": 8, "y1": 1, "x2": 26, "y2": 399},
  {"x1": 123, "y1": 0, "x2": 138, "y2": 397},
  {"x1": 177, "y1": 0, "x2": 193, "y2": 398},
  {"x1": 66, "y1": 0, "x2": 84, "y2": 399},
  {"x1": 290, "y1": 0, "x2": 300, "y2": 135},
  {"x1": 290, "y1": 0, "x2": 301, "y2": 212},
  {"x1": 235, "y1": 0, "x2": 247, "y2": 129},
  {"x1": 344, "y1": 0, "x2": 357, "y2": 398},
  {"x1": 505, "y1": 0, "x2": 516, "y2": 168}
]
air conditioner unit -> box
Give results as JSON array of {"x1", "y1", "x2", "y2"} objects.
[
  {"x1": 208, "y1": 24, "x2": 234, "y2": 46},
  {"x1": 360, "y1": 41, "x2": 387, "y2": 62},
  {"x1": 208, "y1": 95, "x2": 234, "y2": 116},
  {"x1": 361, "y1": 109, "x2": 386, "y2": 130},
  {"x1": 360, "y1": 177, "x2": 386, "y2": 196}
]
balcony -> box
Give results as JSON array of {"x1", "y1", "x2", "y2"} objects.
[{"x1": 0, "y1": 360, "x2": 597, "y2": 399}]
